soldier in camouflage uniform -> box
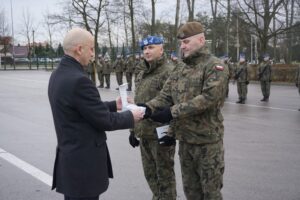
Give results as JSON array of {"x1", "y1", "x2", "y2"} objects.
[
  {"x1": 102, "y1": 58, "x2": 111, "y2": 89},
  {"x1": 113, "y1": 55, "x2": 124, "y2": 89},
  {"x1": 257, "y1": 54, "x2": 272, "y2": 101},
  {"x1": 222, "y1": 56, "x2": 233, "y2": 97},
  {"x1": 296, "y1": 65, "x2": 300, "y2": 111},
  {"x1": 234, "y1": 56, "x2": 249, "y2": 104},
  {"x1": 129, "y1": 36, "x2": 177, "y2": 200},
  {"x1": 125, "y1": 55, "x2": 135, "y2": 91},
  {"x1": 97, "y1": 56, "x2": 105, "y2": 88},
  {"x1": 143, "y1": 22, "x2": 228, "y2": 200},
  {"x1": 87, "y1": 60, "x2": 96, "y2": 85},
  {"x1": 134, "y1": 54, "x2": 146, "y2": 81}
]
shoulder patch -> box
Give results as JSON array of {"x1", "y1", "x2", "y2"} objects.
[{"x1": 215, "y1": 65, "x2": 224, "y2": 71}]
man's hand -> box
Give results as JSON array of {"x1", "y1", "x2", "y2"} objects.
[
  {"x1": 159, "y1": 135, "x2": 176, "y2": 146},
  {"x1": 130, "y1": 108, "x2": 144, "y2": 123},
  {"x1": 129, "y1": 131, "x2": 139, "y2": 148},
  {"x1": 116, "y1": 96, "x2": 122, "y2": 110},
  {"x1": 136, "y1": 103, "x2": 152, "y2": 119},
  {"x1": 150, "y1": 107, "x2": 173, "y2": 123}
]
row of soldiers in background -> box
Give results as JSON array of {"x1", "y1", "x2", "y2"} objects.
[
  {"x1": 223, "y1": 54, "x2": 272, "y2": 104},
  {"x1": 86, "y1": 54, "x2": 145, "y2": 91}
]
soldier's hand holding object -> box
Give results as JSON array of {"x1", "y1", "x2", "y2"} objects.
[
  {"x1": 150, "y1": 107, "x2": 173, "y2": 123},
  {"x1": 158, "y1": 135, "x2": 176, "y2": 146},
  {"x1": 136, "y1": 103, "x2": 152, "y2": 119},
  {"x1": 129, "y1": 130, "x2": 139, "y2": 148},
  {"x1": 116, "y1": 96, "x2": 122, "y2": 110}
]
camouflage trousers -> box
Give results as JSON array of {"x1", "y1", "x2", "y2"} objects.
[
  {"x1": 140, "y1": 138, "x2": 177, "y2": 200},
  {"x1": 237, "y1": 82, "x2": 248, "y2": 100},
  {"x1": 104, "y1": 74, "x2": 110, "y2": 87},
  {"x1": 260, "y1": 80, "x2": 271, "y2": 98},
  {"x1": 125, "y1": 72, "x2": 133, "y2": 90},
  {"x1": 115, "y1": 72, "x2": 123, "y2": 86},
  {"x1": 178, "y1": 140, "x2": 224, "y2": 200},
  {"x1": 97, "y1": 72, "x2": 104, "y2": 86}
]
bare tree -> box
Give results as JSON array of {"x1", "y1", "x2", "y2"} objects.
[
  {"x1": 237, "y1": 0, "x2": 299, "y2": 55},
  {"x1": 225, "y1": 0, "x2": 231, "y2": 55},
  {"x1": 283, "y1": 0, "x2": 296, "y2": 63},
  {"x1": 210, "y1": 0, "x2": 218, "y2": 54},
  {"x1": 128, "y1": 0, "x2": 136, "y2": 53},
  {"x1": 123, "y1": 0, "x2": 129, "y2": 48},
  {"x1": 0, "y1": 8, "x2": 10, "y2": 36},
  {"x1": 174, "y1": 0, "x2": 181, "y2": 51},
  {"x1": 19, "y1": 9, "x2": 35, "y2": 69},
  {"x1": 186, "y1": 0, "x2": 195, "y2": 21},
  {"x1": 71, "y1": 0, "x2": 108, "y2": 58}
]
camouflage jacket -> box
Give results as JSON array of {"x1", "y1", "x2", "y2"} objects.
[
  {"x1": 125, "y1": 57, "x2": 135, "y2": 73},
  {"x1": 257, "y1": 61, "x2": 272, "y2": 81},
  {"x1": 113, "y1": 58, "x2": 124, "y2": 73},
  {"x1": 102, "y1": 62, "x2": 111, "y2": 74},
  {"x1": 147, "y1": 47, "x2": 229, "y2": 144},
  {"x1": 95, "y1": 60, "x2": 103, "y2": 73},
  {"x1": 134, "y1": 55, "x2": 175, "y2": 139},
  {"x1": 235, "y1": 62, "x2": 248, "y2": 82},
  {"x1": 134, "y1": 59, "x2": 146, "y2": 74}
]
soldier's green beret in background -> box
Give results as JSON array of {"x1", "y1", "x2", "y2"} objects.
[{"x1": 177, "y1": 21, "x2": 205, "y2": 39}]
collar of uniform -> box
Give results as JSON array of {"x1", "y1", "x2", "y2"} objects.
[
  {"x1": 182, "y1": 46, "x2": 209, "y2": 66},
  {"x1": 144, "y1": 53, "x2": 167, "y2": 75}
]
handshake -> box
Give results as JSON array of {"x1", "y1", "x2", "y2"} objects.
[
  {"x1": 136, "y1": 103, "x2": 173, "y2": 124},
  {"x1": 129, "y1": 103, "x2": 176, "y2": 148}
]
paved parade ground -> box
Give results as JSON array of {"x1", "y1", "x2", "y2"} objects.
[{"x1": 0, "y1": 70, "x2": 300, "y2": 200}]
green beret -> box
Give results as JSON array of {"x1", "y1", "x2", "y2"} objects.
[{"x1": 177, "y1": 21, "x2": 205, "y2": 39}]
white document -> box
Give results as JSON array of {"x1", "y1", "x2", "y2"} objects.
[
  {"x1": 118, "y1": 83, "x2": 146, "y2": 115},
  {"x1": 156, "y1": 125, "x2": 169, "y2": 143},
  {"x1": 119, "y1": 83, "x2": 129, "y2": 111}
]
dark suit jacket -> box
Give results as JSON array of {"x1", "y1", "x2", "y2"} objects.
[{"x1": 48, "y1": 55, "x2": 134, "y2": 197}]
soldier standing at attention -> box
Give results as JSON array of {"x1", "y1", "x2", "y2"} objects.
[
  {"x1": 234, "y1": 55, "x2": 249, "y2": 104},
  {"x1": 129, "y1": 36, "x2": 177, "y2": 200},
  {"x1": 113, "y1": 55, "x2": 124, "y2": 89},
  {"x1": 96, "y1": 55, "x2": 103, "y2": 88},
  {"x1": 257, "y1": 54, "x2": 272, "y2": 101},
  {"x1": 125, "y1": 55, "x2": 135, "y2": 91},
  {"x1": 296, "y1": 65, "x2": 300, "y2": 111},
  {"x1": 102, "y1": 58, "x2": 111, "y2": 89},
  {"x1": 142, "y1": 21, "x2": 228, "y2": 200},
  {"x1": 97, "y1": 56, "x2": 104, "y2": 88}
]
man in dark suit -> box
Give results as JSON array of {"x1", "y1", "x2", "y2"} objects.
[{"x1": 48, "y1": 27, "x2": 144, "y2": 200}]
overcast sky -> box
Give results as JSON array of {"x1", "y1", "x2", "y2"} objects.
[{"x1": 1, "y1": 0, "x2": 209, "y2": 46}]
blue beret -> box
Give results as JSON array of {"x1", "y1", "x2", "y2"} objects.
[{"x1": 140, "y1": 36, "x2": 164, "y2": 50}]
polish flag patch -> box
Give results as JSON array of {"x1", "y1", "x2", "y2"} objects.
[{"x1": 215, "y1": 65, "x2": 224, "y2": 71}]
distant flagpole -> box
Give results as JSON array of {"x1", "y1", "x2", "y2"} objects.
[{"x1": 10, "y1": 0, "x2": 15, "y2": 69}]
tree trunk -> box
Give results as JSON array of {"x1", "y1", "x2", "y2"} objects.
[
  {"x1": 128, "y1": 0, "x2": 136, "y2": 54},
  {"x1": 174, "y1": 0, "x2": 180, "y2": 52},
  {"x1": 151, "y1": 0, "x2": 156, "y2": 35}
]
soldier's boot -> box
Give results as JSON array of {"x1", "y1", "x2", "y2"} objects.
[
  {"x1": 240, "y1": 98, "x2": 246, "y2": 104},
  {"x1": 236, "y1": 98, "x2": 242, "y2": 104},
  {"x1": 98, "y1": 85, "x2": 104, "y2": 88},
  {"x1": 260, "y1": 97, "x2": 266, "y2": 101},
  {"x1": 105, "y1": 85, "x2": 110, "y2": 89},
  {"x1": 127, "y1": 87, "x2": 132, "y2": 91},
  {"x1": 298, "y1": 108, "x2": 300, "y2": 111}
]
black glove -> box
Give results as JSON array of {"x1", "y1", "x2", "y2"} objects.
[
  {"x1": 137, "y1": 103, "x2": 152, "y2": 119},
  {"x1": 158, "y1": 135, "x2": 176, "y2": 146},
  {"x1": 246, "y1": 81, "x2": 249, "y2": 85},
  {"x1": 129, "y1": 131, "x2": 139, "y2": 148},
  {"x1": 150, "y1": 107, "x2": 173, "y2": 123}
]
